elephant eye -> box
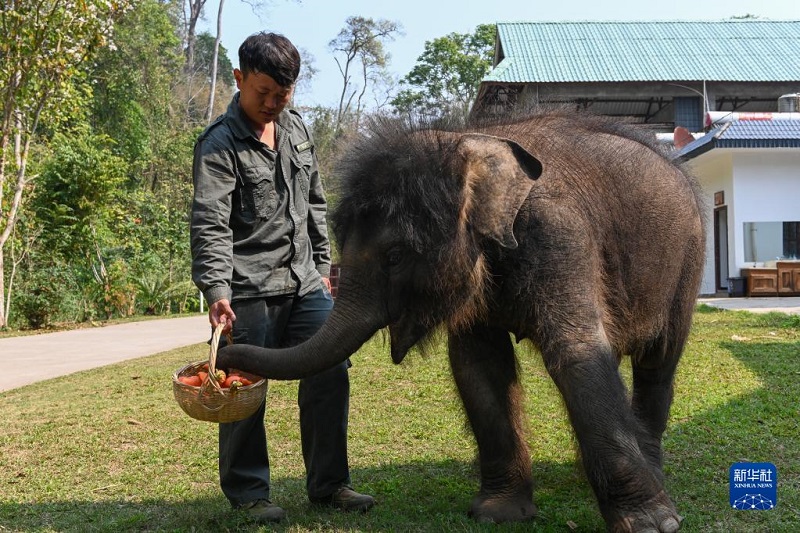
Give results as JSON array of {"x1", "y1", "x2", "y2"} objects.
[{"x1": 386, "y1": 248, "x2": 404, "y2": 267}]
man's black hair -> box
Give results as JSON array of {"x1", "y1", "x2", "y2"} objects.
[{"x1": 238, "y1": 32, "x2": 300, "y2": 88}]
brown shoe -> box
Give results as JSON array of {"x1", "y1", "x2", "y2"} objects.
[
  {"x1": 312, "y1": 486, "x2": 376, "y2": 512},
  {"x1": 239, "y1": 499, "x2": 286, "y2": 523}
]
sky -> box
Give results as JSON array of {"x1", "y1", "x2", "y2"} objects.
[{"x1": 199, "y1": 0, "x2": 800, "y2": 108}]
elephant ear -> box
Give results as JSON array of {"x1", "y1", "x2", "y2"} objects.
[{"x1": 455, "y1": 134, "x2": 542, "y2": 248}]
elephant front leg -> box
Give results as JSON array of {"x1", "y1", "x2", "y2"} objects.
[{"x1": 448, "y1": 326, "x2": 537, "y2": 523}]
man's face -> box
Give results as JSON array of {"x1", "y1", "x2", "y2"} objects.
[{"x1": 233, "y1": 69, "x2": 294, "y2": 128}]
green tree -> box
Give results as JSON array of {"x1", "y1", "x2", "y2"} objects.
[
  {"x1": 90, "y1": 0, "x2": 185, "y2": 175},
  {"x1": 195, "y1": 32, "x2": 235, "y2": 88},
  {"x1": 294, "y1": 47, "x2": 319, "y2": 103},
  {"x1": 32, "y1": 129, "x2": 128, "y2": 258},
  {"x1": 298, "y1": 105, "x2": 339, "y2": 184},
  {"x1": 329, "y1": 16, "x2": 402, "y2": 131},
  {"x1": 194, "y1": 31, "x2": 236, "y2": 123},
  {"x1": 0, "y1": 0, "x2": 132, "y2": 327},
  {"x1": 88, "y1": 0, "x2": 197, "y2": 318},
  {"x1": 392, "y1": 24, "x2": 495, "y2": 119},
  {"x1": 19, "y1": 127, "x2": 136, "y2": 322}
]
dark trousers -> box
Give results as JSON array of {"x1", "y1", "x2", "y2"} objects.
[{"x1": 218, "y1": 288, "x2": 351, "y2": 506}]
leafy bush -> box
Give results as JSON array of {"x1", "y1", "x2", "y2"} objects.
[
  {"x1": 135, "y1": 272, "x2": 195, "y2": 315},
  {"x1": 13, "y1": 265, "x2": 74, "y2": 328}
]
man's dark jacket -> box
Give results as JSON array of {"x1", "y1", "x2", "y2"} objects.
[{"x1": 191, "y1": 95, "x2": 331, "y2": 305}]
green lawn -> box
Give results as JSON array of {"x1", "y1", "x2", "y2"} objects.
[{"x1": 1, "y1": 306, "x2": 798, "y2": 532}]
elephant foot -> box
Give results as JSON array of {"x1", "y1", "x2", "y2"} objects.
[
  {"x1": 467, "y1": 493, "x2": 537, "y2": 524},
  {"x1": 607, "y1": 491, "x2": 682, "y2": 533}
]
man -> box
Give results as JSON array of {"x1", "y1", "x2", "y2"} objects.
[{"x1": 190, "y1": 31, "x2": 374, "y2": 524}]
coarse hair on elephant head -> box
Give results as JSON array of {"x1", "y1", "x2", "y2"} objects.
[{"x1": 329, "y1": 114, "x2": 543, "y2": 360}]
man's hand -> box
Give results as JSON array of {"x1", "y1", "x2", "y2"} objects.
[
  {"x1": 322, "y1": 277, "x2": 332, "y2": 292},
  {"x1": 209, "y1": 299, "x2": 236, "y2": 335}
]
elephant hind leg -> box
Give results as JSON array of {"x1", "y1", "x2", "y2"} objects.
[
  {"x1": 631, "y1": 285, "x2": 696, "y2": 476},
  {"x1": 448, "y1": 325, "x2": 536, "y2": 523},
  {"x1": 631, "y1": 349, "x2": 679, "y2": 478},
  {"x1": 542, "y1": 336, "x2": 681, "y2": 532}
]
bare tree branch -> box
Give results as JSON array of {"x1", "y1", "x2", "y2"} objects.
[{"x1": 329, "y1": 16, "x2": 402, "y2": 132}]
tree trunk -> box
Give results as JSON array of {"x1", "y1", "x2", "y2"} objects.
[
  {"x1": 354, "y1": 57, "x2": 369, "y2": 130},
  {"x1": 0, "y1": 121, "x2": 7, "y2": 328},
  {"x1": 184, "y1": 0, "x2": 208, "y2": 74},
  {"x1": 204, "y1": 0, "x2": 225, "y2": 124},
  {"x1": 0, "y1": 249, "x2": 6, "y2": 328},
  {"x1": 0, "y1": 112, "x2": 31, "y2": 327},
  {"x1": 334, "y1": 51, "x2": 357, "y2": 133}
]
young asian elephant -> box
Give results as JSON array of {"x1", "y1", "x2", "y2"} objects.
[{"x1": 217, "y1": 110, "x2": 706, "y2": 532}]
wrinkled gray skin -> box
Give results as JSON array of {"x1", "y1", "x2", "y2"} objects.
[{"x1": 218, "y1": 111, "x2": 705, "y2": 532}]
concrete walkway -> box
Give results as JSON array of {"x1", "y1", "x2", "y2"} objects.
[
  {"x1": 0, "y1": 314, "x2": 209, "y2": 393},
  {"x1": 697, "y1": 296, "x2": 800, "y2": 314},
  {"x1": 1, "y1": 298, "x2": 798, "y2": 394}
]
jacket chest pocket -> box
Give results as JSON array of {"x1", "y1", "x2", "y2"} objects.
[
  {"x1": 239, "y1": 164, "x2": 277, "y2": 220},
  {"x1": 290, "y1": 150, "x2": 313, "y2": 199}
]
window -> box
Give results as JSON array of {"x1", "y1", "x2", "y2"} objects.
[
  {"x1": 743, "y1": 221, "x2": 800, "y2": 262},
  {"x1": 785, "y1": 222, "x2": 800, "y2": 259}
]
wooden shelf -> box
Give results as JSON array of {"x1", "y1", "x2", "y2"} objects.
[
  {"x1": 777, "y1": 261, "x2": 800, "y2": 295},
  {"x1": 742, "y1": 268, "x2": 778, "y2": 296},
  {"x1": 741, "y1": 262, "x2": 800, "y2": 296}
]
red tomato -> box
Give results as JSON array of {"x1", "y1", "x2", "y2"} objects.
[
  {"x1": 179, "y1": 375, "x2": 202, "y2": 387},
  {"x1": 223, "y1": 375, "x2": 244, "y2": 388}
]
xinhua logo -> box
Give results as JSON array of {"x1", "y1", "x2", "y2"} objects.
[{"x1": 730, "y1": 462, "x2": 777, "y2": 510}]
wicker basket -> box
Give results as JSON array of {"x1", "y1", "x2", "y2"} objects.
[{"x1": 172, "y1": 323, "x2": 267, "y2": 423}]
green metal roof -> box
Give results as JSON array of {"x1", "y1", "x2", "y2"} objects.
[{"x1": 487, "y1": 21, "x2": 800, "y2": 83}]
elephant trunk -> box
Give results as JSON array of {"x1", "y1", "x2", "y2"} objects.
[{"x1": 215, "y1": 293, "x2": 381, "y2": 380}]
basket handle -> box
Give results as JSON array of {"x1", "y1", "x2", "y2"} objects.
[{"x1": 201, "y1": 322, "x2": 233, "y2": 396}]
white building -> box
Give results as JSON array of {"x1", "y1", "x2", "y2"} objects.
[
  {"x1": 676, "y1": 118, "x2": 800, "y2": 296},
  {"x1": 473, "y1": 20, "x2": 800, "y2": 297}
]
